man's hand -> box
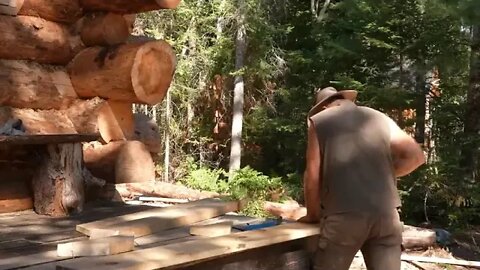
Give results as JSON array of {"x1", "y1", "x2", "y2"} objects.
[{"x1": 297, "y1": 214, "x2": 319, "y2": 224}]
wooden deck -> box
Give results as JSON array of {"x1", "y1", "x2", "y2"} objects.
[{"x1": 0, "y1": 201, "x2": 313, "y2": 270}]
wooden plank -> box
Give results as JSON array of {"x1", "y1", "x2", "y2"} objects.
[
  {"x1": 57, "y1": 222, "x2": 319, "y2": 270},
  {"x1": 76, "y1": 198, "x2": 239, "y2": 237},
  {"x1": 57, "y1": 235, "x2": 134, "y2": 257},
  {"x1": 0, "y1": 134, "x2": 99, "y2": 145},
  {"x1": 189, "y1": 221, "x2": 233, "y2": 237}
]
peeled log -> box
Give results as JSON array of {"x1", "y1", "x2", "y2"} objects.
[
  {"x1": 80, "y1": 0, "x2": 181, "y2": 13},
  {"x1": 68, "y1": 41, "x2": 176, "y2": 105},
  {"x1": 0, "y1": 107, "x2": 77, "y2": 134},
  {"x1": 17, "y1": 0, "x2": 82, "y2": 24},
  {"x1": 66, "y1": 98, "x2": 134, "y2": 143},
  {"x1": 0, "y1": 60, "x2": 78, "y2": 110},
  {"x1": 115, "y1": 141, "x2": 155, "y2": 183},
  {"x1": 80, "y1": 13, "x2": 135, "y2": 46},
  {"x1": 83, "y1": 141, "x2": 155, "y2": 184},
  {"x1": 0, "y1": 15, "x2": 81, "y2": 65}
]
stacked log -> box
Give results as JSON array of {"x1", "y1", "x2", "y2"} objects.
[{"x1": 0, "y1": 0, "x2": 179, "y2": 216}]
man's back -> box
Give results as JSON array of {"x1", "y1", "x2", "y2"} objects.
[{"x1": 310, "y1": 102, "x2": 401, "y2": 215}]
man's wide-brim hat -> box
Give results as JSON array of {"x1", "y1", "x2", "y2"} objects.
[{"x1": 308, "y1": 87, "x2": 357, "y2": 117}]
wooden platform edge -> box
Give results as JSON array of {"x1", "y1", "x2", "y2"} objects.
[{"x1": 57, "y1": 222, "x2": 320, "y2": 270}]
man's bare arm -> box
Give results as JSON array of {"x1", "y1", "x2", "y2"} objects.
[
  {"x1": 387, "y1": 116, "x2": 425, "y2": 177},
  {"x1": 301, "y1": 119, "x2": 321, "y2": 222}
]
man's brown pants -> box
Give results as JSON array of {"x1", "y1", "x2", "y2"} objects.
[{"x1": 312, "y1": 210, "x2": 403, "y2": 270}]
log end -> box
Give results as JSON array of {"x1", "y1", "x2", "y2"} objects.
[
  {"x1": 131, "y1": 41, "x2": 176, "y2": 105},
  {"x1": 155, "y1": 0, "x2": 182, "y2": 9}
]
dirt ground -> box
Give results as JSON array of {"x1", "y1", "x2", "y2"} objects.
[{"x1": 350, "y1": 227, "x2": 480, "y2": 270}]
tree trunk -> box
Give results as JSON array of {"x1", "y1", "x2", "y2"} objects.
[
  {"x1": 0, "y1": 60, "x2": 78, "y2": 110},
  {"x1": 0, "y1": 106, "x2": 77, "y2": 134},
  {"x1": 79, "y1": 0, "x2": 181, "y2": 13},
  {"x1": 0, "y1": 15, "x2": 82, "y2": 65},
  {"x1": 164, "y1": 89, "x2": 170, "y2": 181},
  {"x1": 228, "y1": 0, "x2": 247, "y2": 176},
  {"x1": 414, "y1": 72, "x2": 426, "y2": 144},
  {"x1": 462, "y1": 25, "x2": 480, "y2": 181},
  {"x1": 68, "y1": 41, "x2": 176, "y2": 105},
  {"x1": 32, "y1": 143, "x2": 85, "y2": 216},
  {"x1": 17, "y1": 0, "x2": 82, "y2": 24},
  {"x1": 80, "y1": 13, "x2": 135, "y2": 46},
  {"x1": 83, "y1": 141, "x2": 155, "y2": 184},
  {"x1": 66, "y1": 98, "x2": 134, "y2": 143}
]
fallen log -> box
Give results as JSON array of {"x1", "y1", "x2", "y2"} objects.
[
  {"x1": 0, "y1": 15, "x2": 81, "y2": 65},
  {"x1": 32, "y1": 143, "x2": 85, "y2": 216},
  {"x1": 80, "y1": 13, "x2": 135, "y2": 46},
  {"x1": 68, "y1": 41, "x2": 176, "y2": 105},
  {"x1": 79, "y1": 0, "x2": 181, "y2": 13},
  {"x1": 114, "y1": 181, "x2": 219, "y2": 201},
  {"x1": 17, "y1": 0, "x2": 83, "y2": 24},
  {"x1": 0, "y1": 60, "x2": 78, "y2": 110},
  {"x1": 66, "y1": 98, "x2": 134, "y2": 143},
  {"x1": 83, "y1": 141, "x2": 155, "y2": 184}
]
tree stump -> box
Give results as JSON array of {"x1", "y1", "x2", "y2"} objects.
[{"x1": 32, "y1": 143, "x2": 85, "y2": 216}]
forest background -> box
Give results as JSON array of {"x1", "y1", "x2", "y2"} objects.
[{"x1": 133, "y1": 0, "x2": 480, "y2": 228}]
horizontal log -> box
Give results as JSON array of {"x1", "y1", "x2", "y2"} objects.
[
  {"x1": 0, "y1": 107, "x2": 77, "y2": 134},
  {"x1": 0, "y1": 60, "x2": 78, "y2": 110},
  {"x1": 115, "y1": 181, "x2": 219, "y2": 200},
  {"x1": 80, "y1": 13, "x2": 135, "y2": 46},
  {"x1": 17, "y1": 0, "x2": 82, "y2": 24},
  {"x1": 68, "y1": 40, "x2": 176, "y2": 105},
  {"x1": 0, "y1": 15, "x2": 82, "y2": 65},
  {"x1": 79, "y1": 0, "x2": 181, "y2": 14}
]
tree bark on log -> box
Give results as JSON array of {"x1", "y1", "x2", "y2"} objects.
[
  {"x1": 17, "y1": 0, "x2": 82, "y2": 24},
  {"x1": 32, "y1": 143, "x2": 85, "y2": 216},
  {"x1": 0, "y1": 60, "x2": 78, "y2": 110},
  {"x1": 67, "y1": 98, "x2": 134, "y2": 143},
  {"x1": 0, "y1": 106, "x2": 77, "y2": 134},
  {"x1": 79, "y1": 0, "x2": 181, "y2": 14},
  {"x1": 83, "y1": 141, "x2": 155, "y2": 184},
  {"x1": 0, "y1": 15, "x2": 82, "y2": 65},
  {"x1": 68, "y1": 41, "x2": 176, "y2": 105},
  {"x1": 80, "y1": 13, "x2": 135, "y2": 46}
]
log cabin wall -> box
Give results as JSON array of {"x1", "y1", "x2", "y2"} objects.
[{"x1": 0, "y1": 0, "x2": 179, "y2": 215}]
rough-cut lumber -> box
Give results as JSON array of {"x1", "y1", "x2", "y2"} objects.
[
  {"x1": 32, "y1": 143, "x2": 85, "y2": 216},
  {"x1": 79, "y1": 0, "x2": 181, "y2": 13},
  {"x1": 189, "y1": 221, "x2": 233, "y2": 237},
  {"x1": 76, "y1": 198, "x2": 239, "y2": 237},
  {"x1": 57, "y1": 235, "x2": 134, "y2": 257},
  {"x1": 89, "y1": 229, "x2": 123, "y2": 239},
  {"x1": 113, "y1": 181, "x2": 219, "y2": 200},
  {"x1": 67, "y1": 98, "x2": 134, "y2": 143},
  {"x1": 0, "y1": 60, "x2": 78, "y2": 110},
  {"x1": 402, "y1": 225, "x2": 437, "y2": 250},
  {"x1": 83, "y1": 141, "x2": 154, "y2": 183},
  {"x1": 68, "y1": 41, "x2": 176, "y2": 105},
  {"x1": 115, "y1": 141, "x2": 155, "y2": 184},
  {"x1": 0, "y1": 15, "x2": 81, "y2": 65},
  {"x1": 0, "y1": 107, "x2": 77, "y2": 134},
  {"x1": 0, "y1": 134, "x2": 98, "y2": 145},
  {"x1": 17, "y1": 0, "x2": 82, "y2": 24},
  {"x1": 80, "y1": 13, "x2": 135, "y2": 46},
  {"x1": 132, "y1": 113, "x2": 161, "y2": 153},
  {"x1": 59, "y1": 222, "x2": 318, "y2": 270},
  {"x1": 0, "y1": 0, "x2": 23, "y2": 15}
]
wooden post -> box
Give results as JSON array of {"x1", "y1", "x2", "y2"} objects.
[{"x1": 32, "y1": 143, "x2": 85, "y2": 216}]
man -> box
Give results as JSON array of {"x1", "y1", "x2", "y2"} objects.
[{"x1": 300, "y1": 87, "x2": 425, "y2": 270}]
